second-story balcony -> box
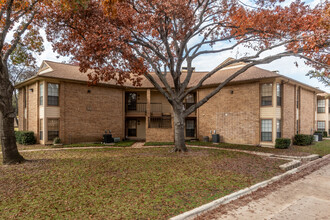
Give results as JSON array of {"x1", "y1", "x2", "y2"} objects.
[
  {"x1": 125, "y1": 91, "x2": 196, "y2": 116},
  {"x1": 125, "y1": 102, "x2": 173, "y2": 116},
  {"x1": 126, "y1": 103, "x2": 147, "y2": 116}
]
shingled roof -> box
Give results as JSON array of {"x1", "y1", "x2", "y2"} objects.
[
  {"x1": 15, "y1": 59, "x2": 323, "y2": 93},
  {"x1": 30, "y1": 59, "x2": 279, "y2": 88}
]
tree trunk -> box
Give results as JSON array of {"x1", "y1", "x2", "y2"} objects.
[
  {"x1": 0, "y1": 110, "x2": 25, "y2": 164},
  {"x1": 0, "y1": 67, "x2": 25, "y2": 164},
  {"x1": 173, "y1": 103, "x2": 188, "y2": 152}
]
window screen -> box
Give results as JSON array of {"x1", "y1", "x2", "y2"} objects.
[
  {"x1": 39, "y1": 83, "x2": 43, "y2": 106},
  {"x1": 276, "y1": 83, "x2": 281, "y2": 106},
  {"x1": 40, "y1": 119, "x2": 43, "y2": 140},
  {"x1": 48, "y1": 83, "x2": 59, "y2": 106},
  {"x1": 184, "y1": 93, "x2": 195, "y2": 110},
  {"x1": 276, "y1": 119, "x2": 281, "y2": 138},
  {"x1": 261, "y1": 84, "x2": 272, "y2": 106},
  {"x1": 261, "y1": 119, "x2": 272, "y2": 141},
  {"x1": 317, "y1": 121, "x2": 325, "y2": 131},
  {"x1": 317, "y1": 99, "x2": 325, "y2": 113}
]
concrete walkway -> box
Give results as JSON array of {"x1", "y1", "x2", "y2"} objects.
[{"x1": 208, "y1": 156, "x2": 330, "y2": 220}]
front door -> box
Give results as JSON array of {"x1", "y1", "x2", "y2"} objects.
[
  {"x1": 127, "y1": 119, "x2": 137, "y2": 137},
  {"x1": 186, "y1": 119, "x2": 195, "y2": 138}
]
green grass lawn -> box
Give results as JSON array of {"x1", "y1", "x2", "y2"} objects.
[
  {"x1": 0, "y1": 147, "x2": 285, "y2": 219},
  {"x1": 290, "y1": 140, "x2": 330, "y2": 156}
]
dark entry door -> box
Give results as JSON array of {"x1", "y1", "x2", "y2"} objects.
[
  {"x1": 186, "y1": 119, "x2": 195, "y2": 137},
  {"x1": 127, "y1": 119, "x2": 137, "y2": 137}
]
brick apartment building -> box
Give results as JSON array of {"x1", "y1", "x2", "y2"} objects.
[{"x1": 15, "y1": 59, "x2": 325, "y2": 147}]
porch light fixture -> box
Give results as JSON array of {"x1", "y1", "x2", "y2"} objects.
[{"x1": 29, "y1": 88, "x2": 33, "y2": 92}]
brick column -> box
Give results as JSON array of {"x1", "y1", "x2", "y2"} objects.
[
  {"x1": 146, "y1": 89, "x2": 151, "y2": 117},
  {"x1": 146, "y1": 89, "x2": 151, "y2": 140}
]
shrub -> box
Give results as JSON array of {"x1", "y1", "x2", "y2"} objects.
[
  {"x1": 314, "y1": 131, "x2": 327, "y2": 138},
  {"x1": 316, "y1": 131, "x2": 328, "y2": 137},
  {"x1": 275, "y1": 138, "x2": 291, "y2": 149},
  {"x1": 15, "y1": 131, "x2": 36, "y2": 145},
  {"x1": 53, "y1": 137, "x2": 61, "y2": 145},
  {"x1": 293, "y1": 134, "x2": 313, "y2": 146}
]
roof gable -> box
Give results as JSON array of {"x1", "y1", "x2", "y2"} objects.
[{"x1": 37, "y1": 61, "x2": 53, "y2": 75}]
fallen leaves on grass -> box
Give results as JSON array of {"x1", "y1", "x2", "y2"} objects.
[{"x1": 0, "y1": 147, "x2": 285, "y2": 219}]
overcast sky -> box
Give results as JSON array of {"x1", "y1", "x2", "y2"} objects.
[{"x1": 34, "y1": 0, "x2": 329, "y2": 93}]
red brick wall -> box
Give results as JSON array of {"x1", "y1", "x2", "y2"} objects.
[
  {"x1": 300, "y1": 88, "x2": 315, "y2": 135},
  {"x1": 60, "y1": 82, "x2": 125, "y2": 144},
  {"x1": 282, "y1": 83, "x2": 295, "y2": 139},
  {"x1": 26, "y1": 82, "x2": 38, "y2": 139},
  {"x1": 197, "y1": 82, "x2": 260, "y2": 145},
  {"x1": 146, "y1": 127, "x2": 174, "y2": 142}
]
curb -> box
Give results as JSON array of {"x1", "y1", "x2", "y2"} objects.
[
  {"x1": 279, "y1": 160, "x2": 301, "y2": 171},
  {"x1": 170, "y1": 154, "x2": 330, "y2": 220},
  {"x1": 271, "y1": 154, "x2": 320, "y2": 162}
]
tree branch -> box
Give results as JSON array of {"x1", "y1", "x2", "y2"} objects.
[
  {"x1": 183, "y1": 51, "x2": 295, "y2": 117},
  {"x1": 0, "y1": 0, "x2": 14, "y2": 51},
  {"x1": 4, "y1": 11, "x2": 36, "y2": 62}
]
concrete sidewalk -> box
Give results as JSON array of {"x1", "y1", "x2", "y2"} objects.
[{"x1": 209, "y1": 157, "x2": 330, "y2": 220}]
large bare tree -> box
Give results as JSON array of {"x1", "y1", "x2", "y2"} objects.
[{"x1": 46, "y1": 0, "x2": 329, "y2": 152}]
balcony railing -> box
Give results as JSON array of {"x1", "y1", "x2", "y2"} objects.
[
  {"x1": 126, "y1": 103, "x2": 147, "y2": 114},
  {"x1": 125, "y1": 102, "x2": 195, "y2": 115}
]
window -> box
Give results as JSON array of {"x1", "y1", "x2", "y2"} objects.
[
  {"x1": 149, "y1": 116, "x2": 172, "y2": 128},
  {"x1": 276, "y1": 119, "x2": 281, "y2": 138},
  {"x1": 126, "y1": 92, "x2": 137, "y2": 111},
  {"x1": 48, "y1": 119, "x2": 59, "y2": 141},
  {"x1": 276, "y1": 83, "x2": 281, "y2": 106},
  {"x1": 186, "y1": 119, "x2": 195, "y2": 137},
  {"x1": 261, "y1": 84, "x2": 272, "y2": 106},
  {"x1": 317, "y1": 99, "x2": 325, "y2": 113},
  {"x1": 296, "y1": 88, "x2": 300, "y2": 109},
  {"x1": 317, "y1": 121, "x2": 325, "y2": 131},
  {"x1": 39, "y1": 83, "x2": 43, "y2": 106},
  {"x1": 184, "y1": 93, "x2": 195, "y2": 110},
  {"x1": 127, "y1": 119, "x2": 137, "y2": 137},
  {"x1": 40, "y1": 119, "x2": 43, "y2": 140},
  {"x1": 48, "y1": 83, "x2": 59, "y2": 106},
  {"x1": 261, "y1": 119, "x2": 272, "y2": 141}
]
